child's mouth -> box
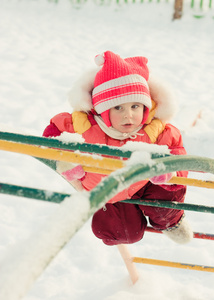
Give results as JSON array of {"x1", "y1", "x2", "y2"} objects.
[{"x1": 123, "y1": 124, "x2": 133, "y2": 127}]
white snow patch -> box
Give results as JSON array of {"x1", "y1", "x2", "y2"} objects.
[
  {"x1": 0, "y1": 192, "x2": 90, "y2": 300},
  {"x1": 121, "y1": 141, "x2": 170, "y2": 155},
  {"x1": 126, "y1": 151, "x2": 154, "y2": 167},
  {"x1": 54, "y1": 132, "x2": 85, "y2": 144}
]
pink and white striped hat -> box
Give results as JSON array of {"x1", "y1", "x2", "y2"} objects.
[{"x1": 92, "y1": 51, "x2": 152, "y2": 127}]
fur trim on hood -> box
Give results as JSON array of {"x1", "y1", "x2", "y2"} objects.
[{"x1": 68, "y1": 68, "x2": 177, "y2": 123}]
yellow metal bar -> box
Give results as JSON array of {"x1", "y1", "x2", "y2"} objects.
[
  {"x1": 0, "y1": 140, "x2": 123, "y2": 174},
  {"x1": 132, "y1": 257, "x2": 214, "y2": 273},
  {"x1": 1, "y1": 139, "x2": 214, "y2": 188},
  {"x1": 83, "y1": 166, "x2": 112, "y2": 175},
  {"x1": 169, "y1": 176, "x2": 214, "y2": 189}
]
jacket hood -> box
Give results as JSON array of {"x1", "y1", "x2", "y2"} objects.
[{"x1": 68, "y1": 67, "x2": 178, "y2": 123}]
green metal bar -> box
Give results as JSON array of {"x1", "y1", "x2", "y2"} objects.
[
  {"x1": 0, "y1": 183, "x2": 68, "y2": 203},
  {"x1": 1, "y1": 134, "x2": 214, "y2": 241},
  {"x1": 122, "y1": 199, "x2": 214, "y2": 214},
  {"x1": 0, "y1": 131, "x2": 131, "y2": 158},
  {"x1": 1, "y1": 182, "x2": 214, "y2": 214},
  {"x1": 36, "y1": 158, "x2": 57, "y2": 171},
  {"x1": 89, "y1": 155, "x2": 214, "y2": 208},
  {"x1": 1, "y1": 132, "x2": 214, "y2": 212},
  {"x1": 1, "y1": 182, "x2": 214, "y2": 241},
  {"x1": 0, "y1": 131, "x2": 169, "y2": 160}
]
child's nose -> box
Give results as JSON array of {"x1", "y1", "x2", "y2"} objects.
[{"x1": 124, "y1": 109, "x2": 132, "y2": 118}]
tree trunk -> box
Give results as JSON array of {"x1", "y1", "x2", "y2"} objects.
[{"x1": 173, "y1": 0, "x2": 183, "y2": 20}]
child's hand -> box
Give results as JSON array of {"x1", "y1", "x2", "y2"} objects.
[
  {"x1": 150, "y1": 172, "x2": 176, "y2": 185},
  {"x1": 62, "y1": 165, "x2": 85, "y2": 181}
]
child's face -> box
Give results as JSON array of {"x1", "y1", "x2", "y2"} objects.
[{"x1": 109, "y1": 102, "x2": 144, "y2": 133}]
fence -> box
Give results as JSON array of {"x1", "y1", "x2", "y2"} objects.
[{"x1": 48, "y1": 0, "x2": 214, "y2": 19}]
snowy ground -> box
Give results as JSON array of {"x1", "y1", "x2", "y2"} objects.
[{"x1": 0, "y1": 0, "x2": 214, "y2": 299}]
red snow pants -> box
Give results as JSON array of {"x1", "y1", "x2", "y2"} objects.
[{"x1": 91, "y1": 182, "x2": 186, "y2": 246}]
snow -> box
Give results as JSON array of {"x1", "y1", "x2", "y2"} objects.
[
  {"x1": 56, "y1": 132, "x2": 85, "y2": 144},
  {"x1": 126, "y1": 150, "x2": 154, "y2": 167},
  {"x1": 0, "y1": 0, "x2": 214, "y2": 299},
  {"x1": 122, "y1": 141, "x2": 170, "y2": 155},
  {"x1": 0, "y1": 193, "x2": 90, "y2": 300}
]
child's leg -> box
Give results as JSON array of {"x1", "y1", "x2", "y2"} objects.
[
  {"x1": 91, "y1": 202, "x2": 147, "y2": 246},
  {"x1": 134, "y1": 182, "x2": 193, "y2": 243},
  {"x1": 133, "y1": 181, "x2": 186, "y2": 230}
]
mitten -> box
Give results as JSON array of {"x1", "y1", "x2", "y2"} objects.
[
  {"x1": 150, "y1": 172, "x2": 176, "y2": 185},
  {"x1": 62, "y1": 165, "x2": 85, "y2": 181}
]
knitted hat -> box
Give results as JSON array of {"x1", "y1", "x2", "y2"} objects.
[{"x1": 92, "y1": 51, "x2": 152, "y2": 127}]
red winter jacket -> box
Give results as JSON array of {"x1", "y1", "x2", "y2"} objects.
[{"x1": 43, "y1": 110, "x2": 188, "y2": 203}]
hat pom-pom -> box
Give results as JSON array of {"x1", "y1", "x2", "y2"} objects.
[{"x1": 94, "y1": 54, "x2": 105, "y2": 66}]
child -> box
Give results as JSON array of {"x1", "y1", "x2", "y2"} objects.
[{"x1": 43, "y1": 51, "x2": 193, "y2": 245}]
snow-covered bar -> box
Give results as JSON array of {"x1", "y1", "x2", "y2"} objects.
[
  {"x1": 1, "y1": 182, "x2": 214, "y2": 214},
  {"x1": 0, "y1": 130, "x2": 169, "y2": 159}
]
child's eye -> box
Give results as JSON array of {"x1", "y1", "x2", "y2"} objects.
[
  {"x1": 131, "y1": 104, "x2": 139, "y2": 109},
  {"x1": 114, "y1": 105, "x2": 122, "y2": 110}
]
